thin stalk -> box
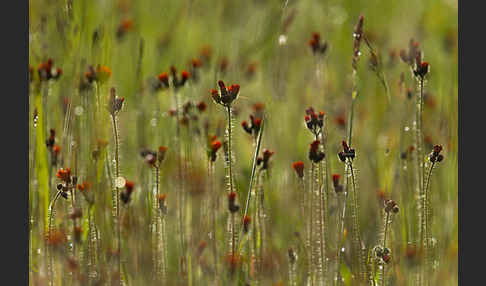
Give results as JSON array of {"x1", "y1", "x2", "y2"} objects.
[
  {"x1": 335, "y1": 168, "x2": 349, "y2": 286},
  {"x1": 110, "y1": 113, "x2": 121, "y2": 285},
  {"x1": 381, "y1": 212, "x2": 390, "y2": 286},
  {"x1": 239, "y1": 117, "x2": 265, "y2": 250},
  {"x1": 47, "y1": 191, "x2": 62, "y2": 286},
  {"x1": 226, "y1": 106, "x2": 234, "y2": 194},
  {"x1": 349, "y1": 161, "x2": 364, "y2": 281},
  {"x1": 309, "y1": 163, "x2": 315, "y2": 286}
]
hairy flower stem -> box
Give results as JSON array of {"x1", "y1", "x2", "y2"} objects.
[
  {"x1": 381, "y1": 212, "x2": 390, "y2": 286},
  {"x1": 335, "y1": 170, "x2": 348, "y2": 286},
  {"x1": 226, "y1": 106, "x2": 234, "y2": 194},
  {"x1": 423, "y1": 161, "x2": 435, "y2": 283},
  {"x1": 349, "y1": 161, "x2": 364, "y2": 281},
  {"x1": 309, "y1": 164, "x2": 315, "y2": 286},
  {"x1": 110, "y1": 113, "x2": 121, "y2": 285},
  {"x1": 415, "y1": 78, "x2": 426, "y2": 286},
  {"x1": 47, "y1": 191, "x2": 62, "y2": 286}
]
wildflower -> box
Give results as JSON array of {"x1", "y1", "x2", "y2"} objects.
[
  {"x1": 228, "y1": 191, "x2": 239, "y2": 213},
  {"x1": 332, "y1": 174, "x2": 343, "y2": 193},
  {"x1": 338, "y1": 140, "x2": 355, "y2": 162},
  {"x1": 116, "y1": 19, "x2": 133, "y2": 39},
  {"x1": 243, "y1": 215, "x2": 251, "y2": 233},
  {"x1": 56, "y1": 168, "x2": 71, "y2": 183},
  {"x1": 210, "y1": 80, "x2": 240, "y2": 107},
  {"x1": 209, "y1": 137, "x2": 222, "y2": 162},
  {"x1": 157, "y1": 194, "x2": 167, "y2": 214},
  {"x1": 414, "y1": 61, "x2": 429, "y2": 79},
  {"x1": 429, "y1": 144, "x2": 444, "y2": 163},
  {"x1": 158, "y1": 146, "x2": 168, "y2": 164},
  {"x1": 257, "y1": 149, "x2": 274, "y2": 170},
  {"x1": 85, "y1": 65, "x2": 112, "y2": 84},
  {"x1": 140, "y1": 149, "x2": 157, "y2": 166},
  {"x1": 291, "y1": 161, "x2": 305, "y2": 178},
  {"x1": 288, "y1": 248, "x2": 297, "y2": 265},
  {"x1": 305, "y1": 107, "x2": 324, "y2": 136},
  {"x1": 170, "y1": 66, "x2": 190, "y2": 90},
  {"x1": 157, "y1": 72, "x2": 170, "y2": 90},
  {"x1": 38, "y1": 59, "x2": 62, "y2": 81},
  {"x1": 107, "y1": 87, "x2": 124, "y2": 115},
  {"x1": 246, "y1": 62, "x2": 257, "y2": 79},
  {"x1": 309, "y1": 140, "x2": 325, "y2": 163},
  {"x1": 190, "y1": 58, "x2": 203, "y2": 82},
  {"x1": 308, "y1": 32, "x2": 328, "y2": 55},
  {"x1": 196, "y1": 101, "x2": 207, "y2": 112},
  {"x1": 46, "y1": 129, "x2": 55, "y2": 150},
  {"x1": 120, "y1": 181, "x2": 135, "y2": 205},
  {"x1": 384, "y1": 199, "x2": 399, "y2": 213},
  {"x1": 242, "y1": 114, "x2": 262, "y2": 138},
  {"x1": 200, "y1": 46, "x2": 212, "y2": 65}
]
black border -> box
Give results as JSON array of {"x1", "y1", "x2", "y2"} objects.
[{"x1": 1, "y1": 0, "x2": 29, "y2": 284}]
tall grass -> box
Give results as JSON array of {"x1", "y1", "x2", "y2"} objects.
[{"x1": 29, "y1": 0, "x2": 457, "y2": 285}]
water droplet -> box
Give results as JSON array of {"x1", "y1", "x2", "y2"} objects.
[
  {"x1": 278, "y1": 34, "x2": 287, "y2": 45},
  {"x1": 74, "y1": 106, "x2": 84, "y2": 116},
  {"x1": 150, "y1": 118, "x2": 157, "y2": 127},
  {"x1": 404, "y1": 126, "x2": 410, "y2": 132},
  {"x1": 341, "y1": 247, "x2": 345, "y2": 253},
  {"x1": 116, "y1": 177, "x2": 126, "y2": 188}
]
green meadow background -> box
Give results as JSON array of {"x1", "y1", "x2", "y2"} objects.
[{"x1": 29, "y1": 0, "x2": 457, "y2": 285}]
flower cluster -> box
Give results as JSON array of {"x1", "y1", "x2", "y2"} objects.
[
  {"x1": 257, "y1": 149, "x2": 275, "y2": 171},
  {"x1": 308, "y1": 32, "x2": 328, "y2": 55},
  {"x1": 243, "y1": 215, "x2": 251, "y2": 233},
  {"x1": 46, "y1": 129, "x2": 61, "y2": 166},
  {"x1": 37, "y1": 59, "x2": 63, "y2": 82},
  {"x1": 107, "y1": 87, "x2": 125, "y2": 116},
  {"x1": 140, "y1": 146, "x2": 168, "y2": 168},
  {"x1": 374, "y1": 246, "x2": 391, "y2": 264},
  {"x1": 291, "y1": 161, "x2": 305, "y2": 179},
  {"x1": 210, "y1": 80, "x2": 240, "y2": 107},
  {"x1": 384, "y1": 199, "x2": 399, "y2": 214},
  {"x1": 157, "y1": 194, "x2": 168, "y2": 214},
  {"x1": 120, "y1": 181, "x2": 135, "y2": 205},
  {"x1": 227, "y1": 191, "x2": 240, "y2": 213},
  {"x1": 77, "y1": 181, "x2": 94, "y2": 205},
  {"x1": 56, "y1": 167, "x2": 73, "y2": 199},
  {"x1": 116, "y1": 19, "x2": 133, "y2": 39},
  {"x1": 242, "y1": 114, "x2": 262, "y2": 138},
  {"x1": 429, "y1": 145, "x2": 444, "y2": 163},
  {"x1": 154, "y1": 66, "x2": 190, "y2": 91},
  {"x1": 338, "y1": 140, "x2": 355, "y2": 162},
  {"x1": 207, "y1": 135, "x2": 222, "y2": 162},
  {"x1": 332, "y1": 174, "x2": 343, "y2": 193},
  {"x1": 304, "y1": 107, "x2": 324, "y2": 136},
  {"x1": 309, "y1": 140, "x2": 325, "y2": 163},
  {"x1": 399, "y1": 38, "x2": 420, "y2": 67},
  {"x1": 85, "y1": 65, "x2": 112, "y2": 85}
]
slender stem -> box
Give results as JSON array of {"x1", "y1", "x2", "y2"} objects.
[
  {"x1": 110, "y1": 113, "x2": 121, "y2": 284},
  {"x1": 226, "y1": 106, "x2": 234, "y2": 194},
  {"x1": 382, "y1": 212, "x2": 390, "y2": 286},
  {"x1": 349, "y1": 161, "x2": 363, "y2": 280}
]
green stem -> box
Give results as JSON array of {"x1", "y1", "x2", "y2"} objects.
[{"x1": 382, "y1": 212, "x2": 390, "y2": 286}]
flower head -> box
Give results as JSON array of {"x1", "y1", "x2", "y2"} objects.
[{"x1": 292, "y1": 161, "x2": 305, "y2": 178}]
